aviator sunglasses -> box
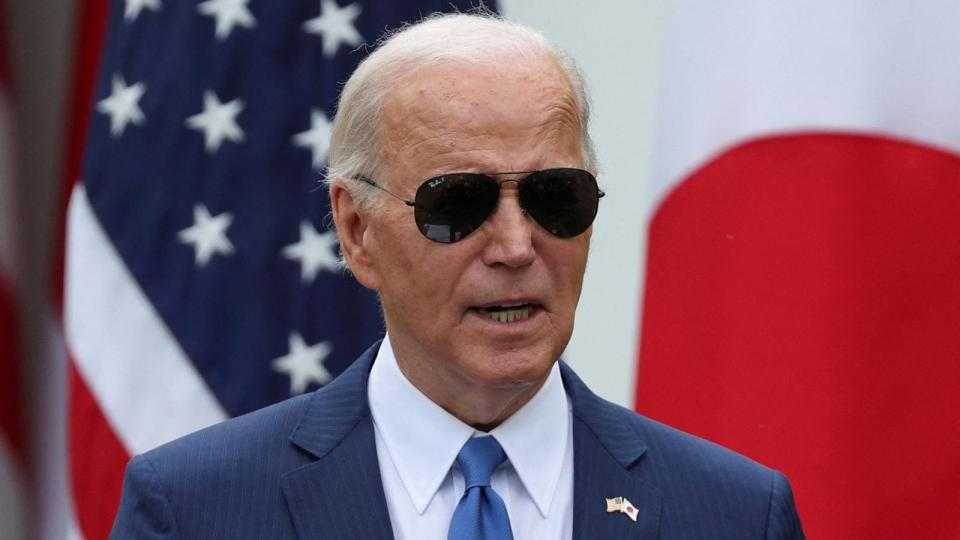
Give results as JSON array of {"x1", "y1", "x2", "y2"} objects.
[{"x1": 355, "y1": 168, "x2": 604, "y2": 244}]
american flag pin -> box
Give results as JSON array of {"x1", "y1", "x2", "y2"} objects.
[{"x1": 606, "y1": 496, "x2": 639, "y2": 522}]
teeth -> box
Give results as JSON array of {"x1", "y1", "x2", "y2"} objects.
[{"x1": 478, "y1": 305, "x2": 533, "y2": 323}]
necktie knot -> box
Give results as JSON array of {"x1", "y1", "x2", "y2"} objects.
[
  {"x1": 457, "y1": 436, "x2": 506, "y2": 490},
  {"x1": 449, "y1": 436, "x2": 513, "y2": 540}
]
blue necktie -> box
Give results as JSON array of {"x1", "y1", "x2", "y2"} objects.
[{"x1": 448, "y1": 436, "x2": 514, "y2": 540}]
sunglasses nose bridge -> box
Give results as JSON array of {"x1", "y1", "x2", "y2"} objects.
[
  {"x1": 480, "y1": 187, "x2": 537, "y2": 268},
  {"x1": 493, "y1": 178, "x2": 528, "y2": 214}
]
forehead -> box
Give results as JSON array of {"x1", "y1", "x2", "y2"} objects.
[{"x1": 378, "y1": 56, "x2": 583, "y2": 178}]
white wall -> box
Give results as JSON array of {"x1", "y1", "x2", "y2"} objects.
[{"x1": 501, "y1": 1, "x2": 669, "y2": 406}]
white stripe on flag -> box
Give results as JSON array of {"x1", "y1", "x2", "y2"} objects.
[
  {"x1": 0, "y1": 436, "x2": 26, "y2": 540},
  {"x1": 653, "y1": 0, "x2": 960, "y2": 205},
  {"x1": 65, "y1": 184, "x2": 227, "y2": 455},
  {"x1": 66, "y1": 512, "x2": 85, "y2": 540}
]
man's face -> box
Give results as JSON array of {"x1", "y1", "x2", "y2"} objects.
[{"x1": 360, "y1": 56, "x2": 591, "y2": 397}]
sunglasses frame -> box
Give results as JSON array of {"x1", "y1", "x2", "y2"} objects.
[{"x1": 354, "y1": 168, "x2": 605, "y2": 242}]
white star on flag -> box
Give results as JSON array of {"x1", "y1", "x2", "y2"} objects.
[
  {"x1": 292, "y1": 108, "x2": 333, "y2": 170},
  {"x1": 197, "y1": 0, "x2": 257, "y2": 39},
  {"x1": 282, "y1": 221, "x2": 340, "y2": 283},
  {"x1": 177, "y1": 203, "x2": 235, "y2": 266},
  {"x1": 272, "y1": 332, "x2": 332, "y2": 394},
  {"x1": 303, "y1": 0, "x2": 364, "y2": 58},
  {"x1": 185, "y1": 90, "x2": 245, "y2": 152},
  {"x1": 96, "y1": 75, "x2": 147, "y2": 137},
  {"x1": 124, "y1": 0, "x2": 161, "y2": 22}
]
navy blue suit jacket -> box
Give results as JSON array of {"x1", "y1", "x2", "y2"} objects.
[{"x1": 111, "y1": 343, "x2": 805, "y2": 538}]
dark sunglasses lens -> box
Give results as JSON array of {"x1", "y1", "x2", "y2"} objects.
[
  {"x1": 520, "y1": 169, "x2": 600, "y2": 238},
  {"x1": 414, "y1": 174, "x2": 499, "y2": 243}
]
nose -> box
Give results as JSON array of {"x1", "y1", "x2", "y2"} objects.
[{"x1": 480, "y1": 183, "x2": 536, "y2": 268}]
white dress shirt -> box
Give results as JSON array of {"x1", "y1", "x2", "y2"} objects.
[{"x1": 368, "y1": 334, "x2": 574, "y2": 539}]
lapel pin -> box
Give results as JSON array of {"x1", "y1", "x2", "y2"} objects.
[{"x1": 605, "y1": 496, "x2": 639, "y2": 522}]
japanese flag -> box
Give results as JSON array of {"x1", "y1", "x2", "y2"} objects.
[
  {"x1": 621, "y1": 498, "x2": 638, "y2": 522},
  {"x1": 637, "y1": 2, "x2": 960, "y2": 539}
]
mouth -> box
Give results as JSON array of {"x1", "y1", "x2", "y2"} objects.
[{"x1": 472, "y1": 302, "x2": 540, "y2": 324}]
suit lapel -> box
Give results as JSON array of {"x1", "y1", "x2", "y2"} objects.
[
  {"x1": 278, "y1": 347, "x2": 662, "y2": 538},
  {"x1": 562, "y1": 363, "x2": 663, "y2": 539},
  {"x1": 280, "y1": 343, "x2": 395, "y2": 539}
]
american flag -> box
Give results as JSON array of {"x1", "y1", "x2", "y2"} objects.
[{"x1": 64, "y1": 1, "x2": 495, "y2": 538}]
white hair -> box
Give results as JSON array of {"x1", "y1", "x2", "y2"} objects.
[{"x1": 324, "y1": 10, "x2": 597, "y2": 211}]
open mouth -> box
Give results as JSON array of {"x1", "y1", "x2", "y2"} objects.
[{"x1": 474, "y1": 303, "x2": 538, "y2": 323}]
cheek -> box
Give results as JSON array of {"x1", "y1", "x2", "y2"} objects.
[
  {"x1": 550, "y1": 240, "x2": 590, "y2": 303},
  {"x1": 374, "y1": 232, "x2": 466, "y2": 320},
  {"x1": 379, "y1": 246, "x2": 417, "y2": 294},
  {"x1": 371, "y1": 211, "x2": 417, "y2": 274}
]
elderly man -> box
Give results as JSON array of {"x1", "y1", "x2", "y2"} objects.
[{"x1": 112, "y1": 13, "x2": 805, "y2": 539}]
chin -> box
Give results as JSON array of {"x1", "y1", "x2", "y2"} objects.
[{"x1": 460, "y1": 343, "x2": 560, "y2": 389}]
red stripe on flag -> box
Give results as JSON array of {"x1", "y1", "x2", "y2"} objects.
[
  {"x1": 59, "y1": 3, "x2": 116, "y2": 537},
  {"x1": 0, "y1": 275, "x2": 22, "y2": 461},
  {"x1": 0, "y1": 0, "x2": 18, "y2": 461},
  {"x1": 61, "y1": 5, "x2": 125, "y2": 537},
  {"x1": 53, "y1": 0, "x2": 110, "y2": 310},
  {"x1": 637, "y1": 132, "x2": 960, "y2": 539},
  {"x1": 69, "y1": 359, "x2": 131, "y2": 540},
  {"x1": 62, "y1": 0, "x2": 110, "y2": 193},
  {"x1": 0, "y1": 2, "x2": 9, "y2": 86}
]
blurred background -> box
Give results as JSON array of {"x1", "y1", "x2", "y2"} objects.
[{"x1": 1, "y1": 0, "x2": 957, "y2": 538}]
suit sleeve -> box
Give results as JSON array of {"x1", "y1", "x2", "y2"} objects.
[
  {"x1": 110, "y1": 454, "x2": 179, "y2": 539},
  {"x1": 764, "y1": 470, "x2": 806, "y2": 540}
]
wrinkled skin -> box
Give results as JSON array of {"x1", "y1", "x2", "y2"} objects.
[{"x1": 332, "y1": 55, "x2": 592, "y2": 429}]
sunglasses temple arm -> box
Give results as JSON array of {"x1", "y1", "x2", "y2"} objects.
[{"x1": 355, "y1": 175, "x2": 417, "y2": 206}]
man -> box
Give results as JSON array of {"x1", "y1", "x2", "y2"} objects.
[{"x1": 112, "y1": 13, "x2": 805, "y2": 539}]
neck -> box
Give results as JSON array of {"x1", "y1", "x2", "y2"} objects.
[{"x1": 441, "y1": 378, "x2": 546, "y2": 432}]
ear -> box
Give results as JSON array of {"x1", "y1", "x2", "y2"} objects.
[{"x1": 330, "y1": 181, "x2": 381, "y2": 290}]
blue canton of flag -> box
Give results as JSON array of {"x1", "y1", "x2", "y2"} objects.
[{"x1": 84, "y1": 0, "x2": 497, "y2": 417}]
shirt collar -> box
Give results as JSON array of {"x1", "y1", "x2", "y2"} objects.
[{"x1": 367, "y1": 333, "x2": 569, "y2": 517}]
